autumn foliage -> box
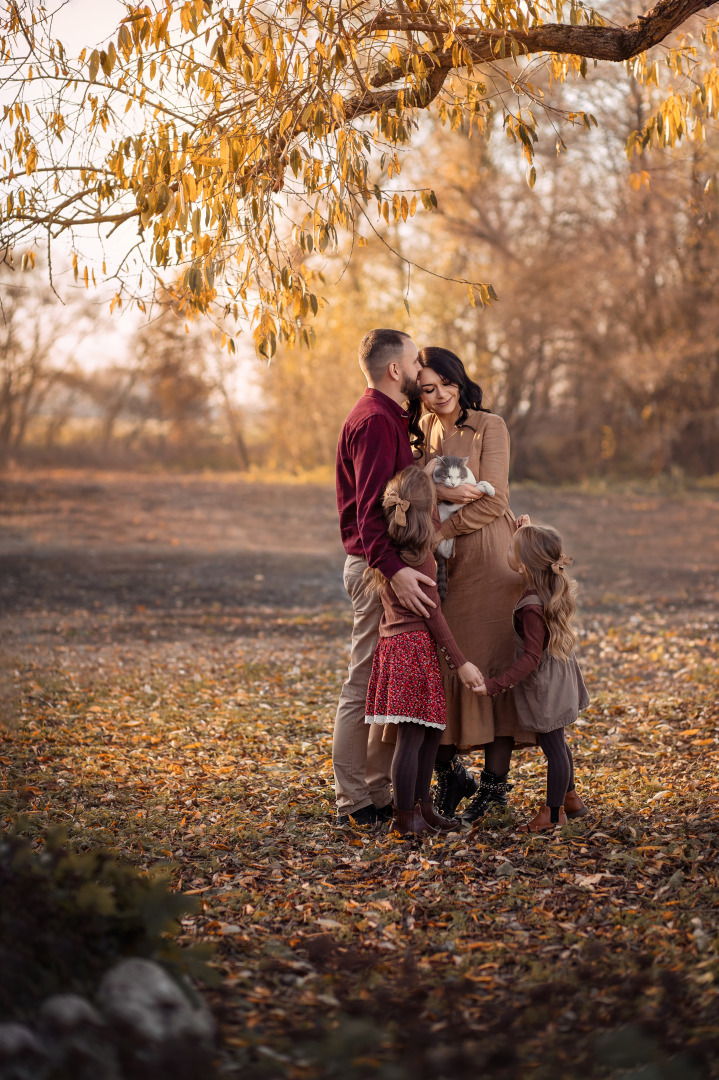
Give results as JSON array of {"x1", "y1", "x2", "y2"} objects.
[{"x1": 1, "y1": 0, "x2": 719, "y2": 356}]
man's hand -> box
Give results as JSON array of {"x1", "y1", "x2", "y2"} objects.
[
  {"x1": 390, "y1": 566, "x2": 436, "y2": 616},
  {"x1": 437, "y1": 483, "x2": 484, "y2": 505}
]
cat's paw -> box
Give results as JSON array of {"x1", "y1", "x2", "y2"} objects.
[
  {"x1": 476, "y1": 480, "x2": 495, "y2": 497},
  {"x1": 437, "y1": 539, "x2": 454, "y2": 559}
]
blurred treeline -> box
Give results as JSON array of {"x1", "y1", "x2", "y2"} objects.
[
  {"x1": 0, "y1": 275, "x2": 251, "y2": 472},
  {"x1": 2, "y1": 60, "x2": 719, "y2": 480}
]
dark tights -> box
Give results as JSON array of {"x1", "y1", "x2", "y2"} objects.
[
  {"x1": 435, "y1": 735, "x2": 514, "y2": 777},
  {"x1": 393, "y1": 724, "x2": 445, "y2": 811},
  {"x1": 537, "y1": 729, "x2": 575, "y2": 807}
]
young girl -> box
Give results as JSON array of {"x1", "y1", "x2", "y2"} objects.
[
  {"x1": 365, "y1": 465, "x2": 483, "y2": 837},
  {"x1": 474, "y1": 524, "x2": 590, "y2": 833}
]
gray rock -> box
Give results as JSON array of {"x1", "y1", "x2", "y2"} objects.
[
  {"x1": 39, "y1": 995, "x2": 121, "y2": 1080},
  {"x1": 39, "y1": 995, "x2": 104, "y2": 1034},
  {"x1": 97, "y1": 959, "x2": 215, "y2": 1079},
  {"x1": 0, "y1": 1023, "x2": 47, "y2": 1080}
]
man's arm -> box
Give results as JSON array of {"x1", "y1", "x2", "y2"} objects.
[
  {"x1": 351, "y1": 414, "x2": 436, "y2": 614},
  {"x1": 352, "y1": 414, "x2": 409, "y2": 580}
]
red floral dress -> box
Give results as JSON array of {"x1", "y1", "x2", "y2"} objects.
[{"x1": 365, "y1": 629, "x2": 447, "y2": 729}]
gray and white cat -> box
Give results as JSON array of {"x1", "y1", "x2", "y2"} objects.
[{"x1": 432, "y1": 455, "x2": 495, "y2": 561}]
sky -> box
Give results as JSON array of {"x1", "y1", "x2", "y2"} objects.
[{"x1": 4, "y1": 0, "x2": 261, "y2": 395}]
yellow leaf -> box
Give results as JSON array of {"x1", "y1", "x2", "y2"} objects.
[{"x1": 183, "y1": 173, "x2": 197, "y2": 201}]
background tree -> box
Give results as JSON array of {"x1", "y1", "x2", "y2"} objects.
[
  {"x1": 86, "y1": 284, "x2": 252, "y2": 467},
  {"x1": 1, "y1": 0, "x2": 718, "y2": 358},
  {"x1": 259, "y1": 31, "x2": 719, "y2": 480},
  {"x1": 0, "y1": 258, "x2": 98, "y2": 466}
]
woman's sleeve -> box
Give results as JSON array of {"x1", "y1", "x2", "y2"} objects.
[{"x1": 438, "y1": 414, "x2": 511, "y2": 538}]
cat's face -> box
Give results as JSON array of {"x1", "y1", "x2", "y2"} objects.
[{"x1": 433, "y1": 455, "x2": 470, "y2": 488}]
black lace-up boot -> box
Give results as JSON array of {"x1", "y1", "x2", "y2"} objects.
[
  {"x1": 461, "y1": 769, "x2": 513, "y2": 828},
  {"x1": 433, "y1": 756, "x2": 479, "y2": 818}
]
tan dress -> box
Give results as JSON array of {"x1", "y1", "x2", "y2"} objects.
[{"x1": 416, "y1": 409, "x2": 536, "y2": 751}]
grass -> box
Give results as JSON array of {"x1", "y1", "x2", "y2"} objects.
[{"x1": 2, "y1": 603, "x2": 719, "y2": 1079}]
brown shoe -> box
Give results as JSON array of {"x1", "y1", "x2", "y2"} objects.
[
  {"x1": 390, "y1": 803, "x2": 437, "y2": 837},
  {"x1": 518, "y1": 805, "x2": 568, "y2": 833},
  {"x1": 420, "y1": 799, "x2": 460, "y2": 833},
  {"x1": 564, "y1": 790, "x2": 588, "y2": 819}
]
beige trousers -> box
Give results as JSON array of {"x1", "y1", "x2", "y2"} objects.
[{"x1": 332, "y1": 555, "x2": 394, "y2": 815}]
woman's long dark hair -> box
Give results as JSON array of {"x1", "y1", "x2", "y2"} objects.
[{"x1": 407, "y1": 347, "x2": 489, "y2": 452}]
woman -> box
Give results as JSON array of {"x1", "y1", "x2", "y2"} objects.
[{"x1": 408, "y1": 346, "x2": 534, "y2": 825}]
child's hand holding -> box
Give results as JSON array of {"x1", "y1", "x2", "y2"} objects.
[
  {"x1": 515, "y1": 514, "x2": 531, "y2": 529},
  {"x1": 458, "y1": 662, "x2": 483, "y2": 690}
]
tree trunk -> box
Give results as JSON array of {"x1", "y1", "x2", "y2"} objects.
[{"x1": 216, "y1": 379, "x2": 250, "y2": 470}]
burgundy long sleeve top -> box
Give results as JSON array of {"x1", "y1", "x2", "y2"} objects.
[
  {"x1": 378, "y1": 553, "x2": 467, "y2": 670},
  {"x1": 336, "y1": 388, "x2": 415, "y2": 581},
  {"x1": 483, "y1": 590, "x2": 549, "y2": 696}
]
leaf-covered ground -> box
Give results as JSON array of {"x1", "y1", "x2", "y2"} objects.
[{"x1": 2, "y1": 472, "x2": 719, "y2": 1078}]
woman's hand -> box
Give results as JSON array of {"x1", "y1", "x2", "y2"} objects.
[
  {"x1": 437, "y1": 483, "x2": 484, "y2": 505},
  {"x1": 457, "y1": 661, "x2": 483, "y2": 690}
]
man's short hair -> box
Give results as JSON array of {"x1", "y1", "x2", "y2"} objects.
[{"x1": 358, "y1": 329, "x2": 410, "y2": 383}]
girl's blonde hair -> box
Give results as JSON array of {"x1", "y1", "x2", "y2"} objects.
[
  {"x1": 364, "y1": 465, "x2": 435, "y2": 594},
  {"x1": 514, "y1": 524, "x2": 578, "y2": 659}
]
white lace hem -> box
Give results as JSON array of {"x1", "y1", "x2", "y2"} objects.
[{"x1": 365, "y1": 714, "x2": 445, "y2": 730}]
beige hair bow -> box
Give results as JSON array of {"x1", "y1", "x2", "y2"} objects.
[
  {"x1": 383, "y1": 492, "x2": 410, "y2": 527},
  {"x1": 551, "y1": 553, "x2": 574, "y2": 574}
]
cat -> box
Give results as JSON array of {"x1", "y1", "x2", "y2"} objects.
[{"x1": 431, "y1": 455, "x2": 495, "y2": 599}]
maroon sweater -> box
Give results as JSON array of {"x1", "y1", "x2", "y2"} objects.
[
  {"x1": 484, "y1": 590, "x2": 548, "y2": 696},
  {"x1": 378, "y1": 553, "x2": 467, "y2": 670},
  {"x1": 336, "y1": 389, "x2": 414, "y2": 581}
]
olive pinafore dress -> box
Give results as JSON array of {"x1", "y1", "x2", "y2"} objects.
[{"x1": 512, "y1": 595, "x2": 590, "y2": 734}]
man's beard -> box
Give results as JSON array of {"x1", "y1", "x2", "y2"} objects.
[{"x1": 401, "y1": 373, "x2": 422, "y2": 401}]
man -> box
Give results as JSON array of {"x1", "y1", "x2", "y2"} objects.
[{"x1": 333, "y1": 329, "x2": 436, "y2": 825}]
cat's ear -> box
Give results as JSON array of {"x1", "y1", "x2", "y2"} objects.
[
  {"x1": 461, "y1": 456, "x2": 469, "y2": 466},
  {"x1": 434, "y1": 455, "x2": 444, "y2": 466}
]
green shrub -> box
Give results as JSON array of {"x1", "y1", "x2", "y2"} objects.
[{"x1": 0, "y1": 827, "x2": 215, "y2": 1021}]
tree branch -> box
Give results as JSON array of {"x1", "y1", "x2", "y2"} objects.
[{"x1": 368, "y1": 0, "x2": 717, "y2": 90}]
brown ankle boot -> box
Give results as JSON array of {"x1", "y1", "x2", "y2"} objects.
[
  {"x1": 390, "y1": 803, "x2": 437, "y2": 837},
  {"x1": 518, "y1": 805, "x2": 568, "y2": 833},
  {"x1": 420, "y1": 799, "x2": 460, "y2": 833},
  {"x1": 564, "y1": 789, "x2": 588, "y2": 819}
]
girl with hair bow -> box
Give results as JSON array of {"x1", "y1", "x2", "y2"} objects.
[
  {"x1": 363, "y1": 466, "x2": 483, "y2": 837},
  {"x1": 474, "y1": 523, "x2": 591, "y2": 833}
]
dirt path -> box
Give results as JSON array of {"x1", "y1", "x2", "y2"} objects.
[{"x1": 2, "y1": 472, "x2": 718, "y2": 630}]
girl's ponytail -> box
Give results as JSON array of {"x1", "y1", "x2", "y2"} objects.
[{"x1": 364, "y1": 466, "x2": 435, "y2": 594}]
